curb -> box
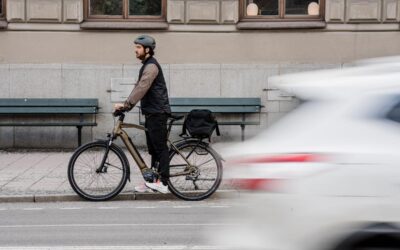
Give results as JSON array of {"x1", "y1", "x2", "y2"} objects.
[
  {"x1": 0, "y1": 195, "x2": 34, "y2": 203},
  {"x1": 0, "y1": 190, "x2": 239, "y2": 203},
  {"x1": 134, "y1": 192, "x2": 178, "y2": 201},
  {"x1": 34, "y1": 194, "x2": 83, "y2": 203}
]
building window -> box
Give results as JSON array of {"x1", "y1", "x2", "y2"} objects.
[
  {"x1": 0, "y1": 0, "x2": 3, "y2": 18},
  {"x1": 242, "y1": 0, "x2": 324, "y2": 20},
  {"x1": 86, "y1": 0, "x2": 165, "y2": 20}
]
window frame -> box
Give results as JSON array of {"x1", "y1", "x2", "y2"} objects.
[
  {"x1": 0, "y1": 0, "x2": 5, "y2": 19},
  {"x1": 239, "y1": 0, "x2": 325, "y2": 21},
  {"x1": 84, "y1": 0, "x2": 167, "y2": 21}
]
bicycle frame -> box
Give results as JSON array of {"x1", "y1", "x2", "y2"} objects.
[{"x1": 109, "y1": 114, "x2": 194, "y2": 177}]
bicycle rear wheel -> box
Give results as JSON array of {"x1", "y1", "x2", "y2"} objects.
[
  {"x1": 68, "y1": 141, "x2": 129, "y2": 201},
  {"x1": 168, "y1": 140, "x2": 223, "y2": 201}
]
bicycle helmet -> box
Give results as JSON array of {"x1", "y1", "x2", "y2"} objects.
[{"x1": 134, "y1": 35, "x2": 156, "y2": 50}]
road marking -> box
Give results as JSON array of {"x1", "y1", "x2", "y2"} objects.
[
  {"x1": 173, "y1": 206, "x2": 192, "y2": 208},
  {"x1": 0, "y1": 246, "x2": 233, "y2": 250},
  {"x1": 97, "y1": 207, "x2": 119, "y2": 210},
  {"x1": 193, "y1": 247, "x2": 231, "y2": 250},
  {"x1": 0, "y1": 247, "x2": 187, "y2": 250},
  {"x1": 0, "y1": 203, "x2": 235, "y2": 212},
  {"x1": 0, "y1": 223, "x2": 234, "y2": 229}
]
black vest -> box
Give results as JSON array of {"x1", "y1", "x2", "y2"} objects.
[{"x1": 139, "y1": 57, "x2": 171, "y2": 115}]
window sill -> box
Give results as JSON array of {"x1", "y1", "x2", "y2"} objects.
[
  {"x1": 237, "y1": 21, "x2": 326, "y2": 30},
  {"x1": 80, "y1": 21, "x2": 168, "y2": 30},
  {"x1": 0, "y1": 20, "x2": 7, "y2": 29}
]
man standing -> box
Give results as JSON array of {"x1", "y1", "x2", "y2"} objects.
[{"x1": 114, "y1": 35, "x2": 171, "y2": 193}]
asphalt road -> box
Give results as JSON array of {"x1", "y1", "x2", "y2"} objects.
[{"x1": 0, "y1": 200, "x2": 238, "y2": 249}]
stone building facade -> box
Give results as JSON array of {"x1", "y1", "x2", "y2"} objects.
[{"x1": 0, "y1": 0, "x2": 399, "y2": 148}]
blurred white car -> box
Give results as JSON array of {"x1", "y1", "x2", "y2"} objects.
[{"x1": 212, "y1": 58, "x2": 400, "y2": 250}]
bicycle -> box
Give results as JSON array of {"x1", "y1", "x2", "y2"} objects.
[{"x1": 67, "y1": 110, "x2": 223, "y2": 201}]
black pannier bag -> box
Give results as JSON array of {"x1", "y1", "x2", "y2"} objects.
[{"x1": 181, "y1": 109, "x2": 220, "y2": 139}]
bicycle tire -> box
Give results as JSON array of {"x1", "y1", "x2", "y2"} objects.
[
  {"x1": 168, "y1": 140, "x2": 223, "y2": 201},
  {"x1": 68, "y1": 141, "x2": 129, "y2": 201}
]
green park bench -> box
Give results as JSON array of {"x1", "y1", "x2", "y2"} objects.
[
  {"x1": 141, "y1": 97, "x2": 262, "y2": 141},
  {"x1": 0, "y1": 98, "x2": 99, "y2": 146}
]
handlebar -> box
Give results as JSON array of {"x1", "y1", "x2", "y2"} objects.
[
  {"x1": 113, "y1": 109, "x2": 126, "y2": 121},
  {"x1": 113, "y1": 109, "x2": 124, "y2": 117}
]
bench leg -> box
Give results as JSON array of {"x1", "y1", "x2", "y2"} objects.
[
  {"x1": 241, "y1": 124, "x2": 245, "y2": 141},
  {"x1": 77, "y1": 126, "x2": 82, "y2": 146},
  {"x1": 241, "y1": 113, "x2": 246, "y2": 141}
]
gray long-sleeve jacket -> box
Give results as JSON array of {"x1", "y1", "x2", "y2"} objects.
[{"x1": 123, "y1": 63, "x2": 159, "y2": 111}]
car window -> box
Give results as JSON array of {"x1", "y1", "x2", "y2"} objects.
[{"x1": 386, "y1": 98, "x2": 400, "y2": 123}]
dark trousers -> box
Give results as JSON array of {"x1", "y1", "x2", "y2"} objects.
[{"x1": 145, "y1": 113, "x2": 169, "y2": 185}]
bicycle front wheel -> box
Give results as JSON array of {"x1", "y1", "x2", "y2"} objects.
[
  {"x1": 68, "y1": 141, "x2": 129, "y2": 201},
  {"x1": 168, "y1": 140, "x2": 223, "y2": 201}
]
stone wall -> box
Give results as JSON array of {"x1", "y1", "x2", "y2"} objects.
[
  {"x1": 2, "y1": 0, "x2": 400, "y2": 30},
  {"x1": 326, "y1": 0, "x2": 400, "y2": 23},
  {"x1": 0, "y1": 62, "x2": 340, "y2": 148},
  {"x1": 7, "y1": 0, "x2": 83, "y2": 23}
]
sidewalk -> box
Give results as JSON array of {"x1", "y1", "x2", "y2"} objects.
[{"x1": 0, "y1": 149, "x2": 236, "y2": 202}]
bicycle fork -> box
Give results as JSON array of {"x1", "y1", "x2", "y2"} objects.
[{"x1": 96, "y1": 135, "x2": 113, "y2": 174}]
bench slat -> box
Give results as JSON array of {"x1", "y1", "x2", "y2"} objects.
[
  {"x1": 0, "y1": 107, "x2": 98, "y2": 114},
  {"x1": 170, "y1": 98, "x2": 261, "y2": 106},
  {"x1": 0, "y1": 122, "x2": 97, "y2": 127},
  {"x1": 217, "y1": 121, "x2": 260, "y2": 125},
  {"x1": 141, "y1": 121, "x2": 260, "y2": 126},
  {"x1": 171, "y1": 106, "x2": 260, "y2": 113},
  {"x1": 0, "y1": 98, "x2": 98, "y2": 107},
  {"x1": 0, "y1": 122, "x2": 97, "y2": 126}
]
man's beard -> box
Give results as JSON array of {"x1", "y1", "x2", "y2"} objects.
[{"x1": 136, "y1": 53, "x2": 146, "y2": 60}]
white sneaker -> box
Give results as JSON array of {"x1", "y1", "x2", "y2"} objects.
[
  {"x1": 134, "y1": 183, "x2": 153, "y2": 193},
  {"x1": 145, "y1": 181, "x2": 169, "y2": 194}
]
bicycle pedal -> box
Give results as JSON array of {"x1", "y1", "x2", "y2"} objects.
[{"x1": 143, "y1": 170, "x2": 156, "y2": 182}]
